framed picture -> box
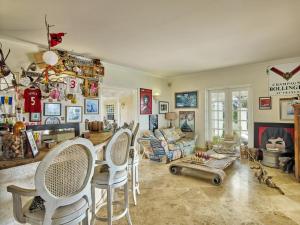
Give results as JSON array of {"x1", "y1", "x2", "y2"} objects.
[
  {"x1": 159, "y1": 101, "x2": 169, "y2": 114},
  {"x1": 179, "y1": 111, "x2": 195, "y2": 132},
  {"x1": 84, "y1": 98, "x2": 99, "y2": 114},
  {"x1": 66, "y1": 106, "x2": 82, "y2": 123},
  {"x1": 259, "y1": 97, "x2": 272, "y2": 110},
  {"x1": 140, "y1": 88, "x2": 152, "y2": 115},
  {"x1": 254, "y1": 122, "x2": 294, "y2": 151},
  {"x1": 149, "y1": 114, "x2": 158, "y2": 131},
  {"x1": 84, "y1": 80, "x2": 99, "y2": 97},
  {"x1": 43, "y1": 103, "x2": 61, "y2": 116},
  {"x1": 25, "y1": 129, "x2": 39, "y2": 157},
  {"x1": 30, "y1": 112, "x2": 41, "y2": 122},
  {"x1": 280, "y1": 98, "x2": 297, "y2": 120},
  {"x1": 175, "y1": 91, "x2": 198, "y2": 108}
]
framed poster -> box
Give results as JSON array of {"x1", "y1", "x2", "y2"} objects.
[
  {"x1": 175, "y1": 91, "x2": 198, "y2": 108},
  {"x1": 259, "y1": 97, "x2": 272, "y2": 110},
  {"x1": 84, "y1": 98, "x2": 99, "y2": 114},
  {"x1": 280, "y1": 98, "x2": 297, "y2": 121},
  {"x1": 140, "y1": 88, "x2": 152, "y2": 115},
  {"x1": 66, "y1": 106, "x2": 82, "y2": 123},
  {"x1": 43, "y1": 103, "x2": 61, "y2": 116},
  {"x1": 268, "y1": 63, "x2": 300, "y2": 96},
  {"x1": 149, "y1": 114, "x2": 158, "y2": 131},
  {"x1": 179, "y1": 111, "x2": 195, "y2": 132},
  {"x1": 30, "y1": 112, "x2": 41, "y2": 122},
  {"x1": 25, "y1": 129, "x2": 39, "y2": 157},
  {"x1": 159, "y1": 101, "x2": 169, "y2": 114}
]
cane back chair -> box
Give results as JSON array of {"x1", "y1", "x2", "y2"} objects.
[
  {"x1": 128, "y1": 122, "x2": 140, "y2": 205},
  {"x1": 91, "y1": 128, "x2": 132, "y2": 225},
  {"x1": 7, "y1": 138, "x2": 96, "y2": 225}
]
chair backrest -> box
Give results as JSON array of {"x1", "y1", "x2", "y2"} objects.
[
  {"x1": 105, "y1": 128, "x2": 131, "y2": 182},
  {"x1": 35, "y1": 138, "x2": 96, "y2": 207},
  {"x1": 131, "y1": 123, "x2": 139, "y2": 147}
]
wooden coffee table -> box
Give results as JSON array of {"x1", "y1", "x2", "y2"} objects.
[{"x1": 169, "y1": 150, "x2": 239, "y2": 185}]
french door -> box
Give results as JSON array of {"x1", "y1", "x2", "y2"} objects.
[{"x1": 207, "y1": 86, "x2": 252, "y2": 145}]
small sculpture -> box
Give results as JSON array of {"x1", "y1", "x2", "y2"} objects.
[{"x1": 246, "y1": 147, "x2": 285, "y2": 195}]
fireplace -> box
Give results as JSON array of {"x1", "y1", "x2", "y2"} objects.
[{"x1": 254, "y1": 123, "x2": 294, "y2": 153}]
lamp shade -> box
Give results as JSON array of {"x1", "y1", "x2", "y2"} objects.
[{"x1": 165, "y1": 112, "x2": 177, "y2": 120}]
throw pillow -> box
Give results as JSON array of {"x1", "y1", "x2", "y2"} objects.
[{"x1": 161, "y1": 128, "x2": 181, "y2": 143}]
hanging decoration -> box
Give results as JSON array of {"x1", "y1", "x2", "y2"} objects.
[
  {"x1": 50, "y1": 33, "x2": 65, "y2": 47},
  {"x1": 0, "y1": 42, "x2": 17, "y2": 91}
]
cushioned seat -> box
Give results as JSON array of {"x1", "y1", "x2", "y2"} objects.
[
  {"x1": 23, "y1": 197, "x2": 88, "y2": 223},
  {"x1": 92, "y1": 166, "x2": 127, "y2": 185},
  {"x1": 176, "y1": 138, "x2": 195, "y2": 147}
]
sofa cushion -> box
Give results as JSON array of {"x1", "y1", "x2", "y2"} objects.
[
  {"x1": 154, "y1": 129, "x2": 166, "y2": 141},
  {"x1": 161, "y1": 128, "x2": 181, "y2": 143},
  {"x1": 168, "y1": 143, "x2": 181, "y2": 151},
  {"x1": 175, "y1": 128, "x2": 186, "y2": 138},
  {"x1": 176, "y1": 138, "x2": 195, "y2": 147}
]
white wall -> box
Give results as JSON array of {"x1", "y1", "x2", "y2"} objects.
[
  {"x1": 169, "y1": 56, "x2": 300, "y2": 147},
  {"x1": 102, "y1": 62, "x2": 170, "y2": 130}
]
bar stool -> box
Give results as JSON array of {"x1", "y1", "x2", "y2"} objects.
[
  {"x1": 128, "y1": 123, "x2": 140, "y2": 205},
  {"x1": 91, "y1": 128, "x2": 132, "y2": 225}
]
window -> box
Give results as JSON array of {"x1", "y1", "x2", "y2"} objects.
[
  {"x1": 106, "y1": 104, "x2": 115, "y2": 121},
  {"x1": 207, "y1": 87, "x2": 252, "y2": 144}
]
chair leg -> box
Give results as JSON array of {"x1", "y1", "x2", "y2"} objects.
[
  {"x1": 124, "y1": 182, "x2": 133, "y2": 225},
  {"x1": 135, "y1": 164, "x2": 140, "y2": 195},
  {"x1": 107, "y1": 186, "x2": 113, "y2": 225},
  {"x1": 82, "y1": 208, "x2": 89, "y2": 225},
  {"x1": 132, "y1": 164, "x2": 137, "y2": 206},
  {"x1": 91, "y1": 185, "x2": 96, "y2": 225}
]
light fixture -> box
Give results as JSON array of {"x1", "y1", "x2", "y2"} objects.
[
  {"x1": 42, "y1": 50, "x2": 59, "y2": 66},
  {"x1": 153, "y1": 91, "x2": 161, "y2": 102}
]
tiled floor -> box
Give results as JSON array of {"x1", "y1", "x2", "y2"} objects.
[{"x1": 95, "y1": 158, "x2": 300, "y2": 225}]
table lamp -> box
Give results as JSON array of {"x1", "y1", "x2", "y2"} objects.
[{"x1": 165, "y1": 112, "x2": 177, "y2": 128}]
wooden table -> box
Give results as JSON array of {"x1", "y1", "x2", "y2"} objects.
[
  {"x1": 169, "y1": 150, "x2": 239, "y2": 185},
  {"x1": 0, "y1": 131, "x2": 113, "y2": 170}
]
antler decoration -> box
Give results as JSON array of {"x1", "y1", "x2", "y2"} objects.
[{"x1": 0, "y1": 42, "x2": 17, "y2": 91}]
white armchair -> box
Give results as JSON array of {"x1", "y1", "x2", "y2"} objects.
[{"x1": 7, "y1": 137, "x2": 96, "y2": 225}]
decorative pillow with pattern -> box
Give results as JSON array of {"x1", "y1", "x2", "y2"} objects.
[
  {"x1": 142, "y1": 130, "x2": 155, "y2": 138},
  {"x1": 154, "y1": 129, "x2": 166, "y2": 141},
  {"x1": 161, "y1": 128, "x2": 181, "y2": 143},
  {"x1": 175, "y1": 128, "x2": 186, "y2": 138}
]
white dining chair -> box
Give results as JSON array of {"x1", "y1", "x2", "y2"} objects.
[
  {"x1": 91, "y1": 128, "x2": 132, "y2": 225},
  {"x1": 128, "y1": 123, "x2": 140, "y2": 205},
  {"x1": 7, "y1": 137, "x2": 96, "y2": 225}
]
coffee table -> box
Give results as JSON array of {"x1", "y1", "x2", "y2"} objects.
[{"x1": 169, "y1": 150, "x2": 239, "y2": 185}]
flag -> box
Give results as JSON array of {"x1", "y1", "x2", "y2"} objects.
[{"x1": 50, "y1": 33, "x2": 65, "y2": 47}]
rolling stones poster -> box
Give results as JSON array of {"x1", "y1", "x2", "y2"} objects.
[
  {"x1": 267, "y1": 62, "x2": 300, "y2": 96},
  {"x1": 140, "y1": 88, "x2": 152, "y2": 115}
]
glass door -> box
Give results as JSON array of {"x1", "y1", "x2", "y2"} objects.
[{"x1": 207, "y1": 86, "x2": 252, "y2": 145}]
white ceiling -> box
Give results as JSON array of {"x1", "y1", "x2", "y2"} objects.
[{"x1": 1, "y1": 0, "x2": 300, "y2": 77}]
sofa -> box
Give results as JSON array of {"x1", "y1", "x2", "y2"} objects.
[{"x1": 138, "y1": 127, "x2": 197, "y2": 163}]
